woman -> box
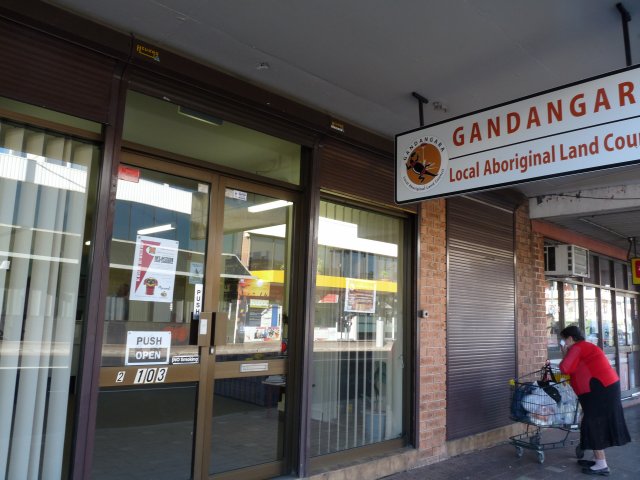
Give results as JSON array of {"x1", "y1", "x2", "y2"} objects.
[{"x1": 559, "y1": 326, "x2": 631, "y2": 476}]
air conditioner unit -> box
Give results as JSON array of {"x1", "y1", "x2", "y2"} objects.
[{"x1": 544, "y1": 244, "x2": 589, "y2": 277}]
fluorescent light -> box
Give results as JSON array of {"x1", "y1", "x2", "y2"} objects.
[
  {"x1": 137, "y1": 224, "x2": 175, "y2": 235},
  {"x1": 248, "y1": 200, "x2": 292, "y2": 213},
  {"x1": 178, "y1": 106, "x2": 224, "y2": 126},
  {"x1": 247, "y1": 218, "x2": 398, "y2": 257}
]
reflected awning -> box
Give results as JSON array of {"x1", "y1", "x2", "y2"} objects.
[{"x1": 221, "y1": 253, "x2": 254, "y2": 279}]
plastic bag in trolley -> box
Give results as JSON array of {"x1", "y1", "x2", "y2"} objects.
[{"x1": 510, "y1": 366, "x2": 579, "y2": 427}]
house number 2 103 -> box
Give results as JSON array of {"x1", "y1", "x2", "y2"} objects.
[{"x1": 133, "y1": 367, "x2": 168, "y2": 384}]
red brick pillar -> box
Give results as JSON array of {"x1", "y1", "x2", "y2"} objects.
[
  {"x1": 417, "y1": 199, "x2": 447, "y2": 461},
  {"x1": 514, "y1": 202, "x2": 547, "y2": 377}
]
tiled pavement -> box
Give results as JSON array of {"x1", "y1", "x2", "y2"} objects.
[{"x1": 384, "y1": 400, "x2": 640, "y2": 479}]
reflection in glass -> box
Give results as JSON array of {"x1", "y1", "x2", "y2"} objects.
[
  {"x1": 216, "y1": 189, "x2": 291, "y2": 359},
  {"x1": 601, "y1": 291, "x2": 614, "y2": 348},
  {"x1": 101, "y1": 167, "x2": 208, "y2": 366},
  {"x1": 124, "y1": 91, "x2": 301, "y2": 185},
  {"x1": 545, "y1": 281, "x2": 561, "y2": 359},
  {"x1": 600, "y1": 258, "x2": 612, "y2": 287},
  {"x1": 92, "y1": 385, "x2": 197, "y2": 480},
  {"x1": 614, "y1": 263, "x2": 627, "y2": 290},
  {"x1": 616, "y1": 295, "x2": 631, "y2": 347},
  {"x1": 0, "y1": 121, "x2": 99, "y2": 478},
  {"x1": 311, "y1": 201, "x2": 404, "y2": 456},
  {"x1": 210, "y1": 188, "x2": 292, "y2": 474},
  {"x1": 583, "y1": 286, "x2": 599, "y2": 345},
  {"x1": 564, "y1": 283, "x2": 580, "y2": 328}
]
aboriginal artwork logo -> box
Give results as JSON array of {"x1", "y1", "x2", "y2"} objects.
[{"x1": 401, "y1": 136, "x2": 447, "y2": 192}]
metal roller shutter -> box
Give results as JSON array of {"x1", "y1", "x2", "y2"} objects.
[
  {"x1": 446, "y1": 196, "x2": 515, "y2": 439},
  {"x1": 0, "y1": 18, "x2": 116, "y2": 124},
  {"x1": 319, "y1": 139, "x2": 417, "y2": 212}
]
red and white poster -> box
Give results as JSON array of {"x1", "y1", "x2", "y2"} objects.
[{"x1": 129, "y1": 235, "x2": 179, "y2": 303}]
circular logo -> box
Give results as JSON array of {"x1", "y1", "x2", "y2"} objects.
[
  {"x1": 400, "y1": 136, "x2": 447, "y2": 193},
  {"x1": 405, "y1": 143, "x2": 441, "y2": 185}
]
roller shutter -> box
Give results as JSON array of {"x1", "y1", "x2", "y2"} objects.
[
  {"x1": 319, "y1": 139, "x2": 416, "y2": 211},
  {"x1": 0, "y1": 17, "x2": 116, "y2": 123},
  {"x1": 446, "y1": 196, "x2": 515, "y2": 439}
]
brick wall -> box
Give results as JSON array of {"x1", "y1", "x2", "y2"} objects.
[
  {"x1": 416, "y1": 198, "x2": 448, "y2": 462},
  {"x1": 514, "y1": 202, "x2": 548, "y2": 377},
  {"x1": 412, "y1": 199, "x2": 546, "y2": 467}
]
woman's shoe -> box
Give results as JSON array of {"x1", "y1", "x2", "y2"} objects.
[
  {"x1": 577, "y1": 460, "x2": 596, "y2": 467},
  {"x1": 581, "y1": 467, "x2": 610, "y2": 476}
]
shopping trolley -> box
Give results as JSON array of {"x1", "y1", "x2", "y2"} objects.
[{"x1": 508, "y1": 364, "x2": 584, "y2": 463}]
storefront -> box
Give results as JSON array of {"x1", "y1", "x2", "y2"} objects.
[
  {"x1": 0, "y1": 4, "x2": 638, "y2": 480},
  {"x1": 0, "y1": 5, "x2": 414, "y2": 480}
]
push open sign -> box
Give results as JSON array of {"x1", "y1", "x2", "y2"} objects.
[{"x1": 125, "y1": 331, "x2": 171, "y2": 365}]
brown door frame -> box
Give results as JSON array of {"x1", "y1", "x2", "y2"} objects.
[
  {"x1": 205, "y1": 175, "x2": 298, "y2": 480},
  {"x1": 93, "y1": 151, "x2": 299, "y2": 479}
]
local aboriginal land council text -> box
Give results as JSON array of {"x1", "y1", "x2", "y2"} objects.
[{"x1": 449, "y1": 132, "x2": 639, "y2": 182}]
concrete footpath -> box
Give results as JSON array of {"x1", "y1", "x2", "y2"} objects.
[{"x1": 384, "y1": 401, "x2": 639, "y2": 479}]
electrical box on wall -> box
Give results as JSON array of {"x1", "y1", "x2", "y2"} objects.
[{"x1": 544, "y1": 244, "x2": 590, "y2": 277}]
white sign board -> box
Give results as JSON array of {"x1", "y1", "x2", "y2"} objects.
[
  {"x1": 125, "y1": 331, "x2": 171, "y2": 365},
  {"x1": 129, "y1": 235, "x2": 179, "y2": 302},
  {"x1": 193, "y1": 283, "x2": 203, "y2": 321},
  {"x1": 396, "y1": 65, "x2": 640, "y2": 202}
]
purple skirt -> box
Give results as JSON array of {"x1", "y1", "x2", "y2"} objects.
[{"x1": 578, "y1": 379, "x2": 631, "y2": 450}]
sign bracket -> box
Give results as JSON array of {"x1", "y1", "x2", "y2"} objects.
[{"x1": 411, "y1": 92, "x2": 429, "y2": 127}]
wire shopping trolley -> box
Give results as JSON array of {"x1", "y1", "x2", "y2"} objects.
[{"x1": 509, "y1": 363, "x2": 584, "y2": 464}]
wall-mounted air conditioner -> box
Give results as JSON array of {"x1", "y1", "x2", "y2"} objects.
[{"x1": 544, "y1": 244, "x2": 589, "y2": 277}]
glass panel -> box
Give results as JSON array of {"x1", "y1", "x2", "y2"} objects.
[
  {"x1": 585, "y1": 254, "x2": 598, "y2": 284},
  {"x1": 545, "y1": 281, "x2": 561, "y2": 360},
  {"x1": 216, "y1": 189, "x2": 291, "y2": 359},
  {"x1": 209, "y1": 188, "x2": 292, "y2": 475},
  {"x1": 616, "y1": 295, "x2": 631, "y2": 347},
  {"x1": 631, "y1": 297, "x2": 638, "y2": 345},
  {"x1": 630, "y1": 351, "x2": 640, "y2": 389},
  {"x1": 0, "y1": 96, "x2": 102, "y2": 134},
  {"x1": 583, "y1": 285, "x2": 599, "y2": 345},
  {"x1": 614, "y1": 263, "x2": 627, "y2": 290},
  {"x1": 92, "y1": 384, "x2": 197, "y2": 480},
  {"x1": 619, "y1": 353, "x2": 630, "y2": 391},
  {"x1": 0, "y1": 120, "x2": 99, "y2": 478},
  {"x1": 602, "y1": 291, "x2": 614, "y2": 348},
  {"x1": 123, "y1": 91, "x2": 301, "y2": 185},
  {"x1": 600, "y1": 258, "x2": 612, "y2": 287},
  {"x1": 96, "y1": 166, "x2": 208, "y2": 479},
  {"x1": 311, "y1": 201, "x2": 404, "y2": 456},
  {"x1": 563, "y1": 283, "x2": 580, "y2": 328},
  {"x1": 101, "y1": 166, "x2": 208, "y2": 366}
]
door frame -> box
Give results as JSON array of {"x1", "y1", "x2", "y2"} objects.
[
  {"x1": 96, "y1": 150, "x2": 299, "y2": 480},
  {"x1": 204, "y1": 174, "x2": 298, "y2": 480}
]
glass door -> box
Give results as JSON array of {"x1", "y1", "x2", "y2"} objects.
[
  {"x1": 93, "y1": 155, "x2": 295, "y2": 480},
  {"x1": 93, "y1": 156, "x2": 213, "y2": 480},
  {"x1": 207, "y1": 181, "x2": 293, "y2": 479}
]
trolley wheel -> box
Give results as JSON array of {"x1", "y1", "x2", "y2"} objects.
[
  {"x1": 576, "y1": 445, "x2": 585, "y2": 459},
  {"x1": 515, "y1": 446, "x2": 524, "y2": 458},
  {"x1": 537, "y1": 451, "x2": 545, "y2": 464}
]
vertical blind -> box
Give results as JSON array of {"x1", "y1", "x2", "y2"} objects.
[
  {"x1": 0, "y1": 120, "x2": 98, "y2": 479},
  {"x1": 310, "y1": 201, "x2": 404, "y2": 455}
]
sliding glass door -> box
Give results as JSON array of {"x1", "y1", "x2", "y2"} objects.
[{"x1": 93, "y1": 154, "x2": 295, "y2": 480}]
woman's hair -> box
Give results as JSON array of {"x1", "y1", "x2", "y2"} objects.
[{"x1": 560, "y1": 325, "x2": 585, "y2": 342}]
